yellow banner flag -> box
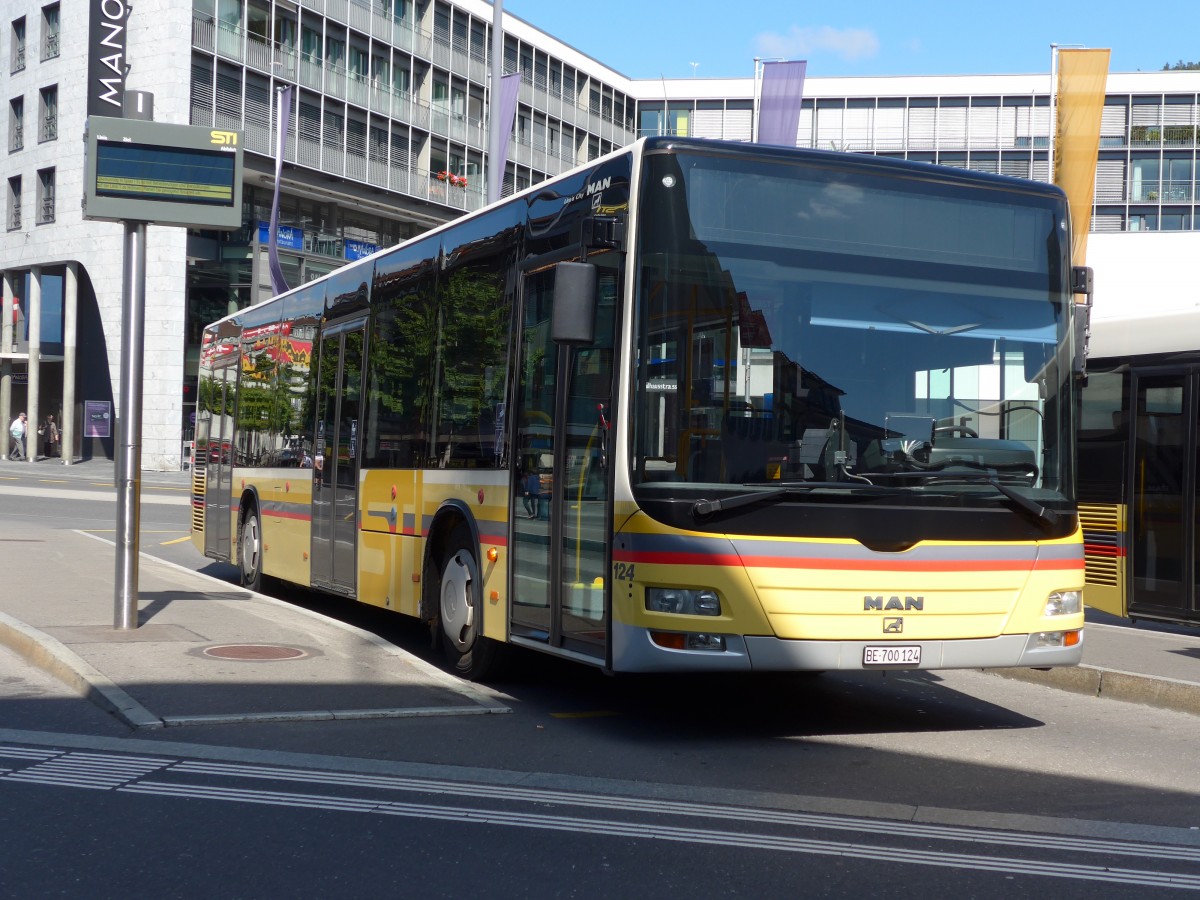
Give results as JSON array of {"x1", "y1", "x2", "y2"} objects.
[{"x1": 1054, "y1": 48, "x2": 1110, "y2": 269}]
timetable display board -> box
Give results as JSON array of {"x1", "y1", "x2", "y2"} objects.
[{"x1": 83, "y1": 117, "x2": 243, "y2": 229}]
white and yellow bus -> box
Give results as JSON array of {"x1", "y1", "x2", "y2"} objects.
[{"x1": 192, "y1": 136, "x2": 1088, "y2": 679}]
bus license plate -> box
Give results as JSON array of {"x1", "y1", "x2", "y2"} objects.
[{"x1": 863, "y1": 645, "x2": 921, "y2": 667}]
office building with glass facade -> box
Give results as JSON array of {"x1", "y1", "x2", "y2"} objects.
[{"x1": 3, "y1": 0, "x2": 1198, "y2": 467}]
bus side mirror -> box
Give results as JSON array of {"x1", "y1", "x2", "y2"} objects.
[
  {"x1": 552, "y1": 261, "x2": 598, "y2": 346},
  {"x1": 1071, "y1": 266, "x2": 1093, "y2": 379}
]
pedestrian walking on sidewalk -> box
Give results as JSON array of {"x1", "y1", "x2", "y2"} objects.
[
  {"x1": 8, "y1": 412, "x2": 26, "y2": 460},
  {"x1": 41, "y1": 414, "x2": 59, "y2": 459},
  {"x1": 8, "y1": 412, "x2": 27, "y2": 460},
  {"x1": 522, "y1": 468, "x2": 541, "y2": 518}
]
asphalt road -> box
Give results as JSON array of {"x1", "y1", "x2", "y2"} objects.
[{"x1": 1, "y1": 466, "x2": 1198, "y2": 897}]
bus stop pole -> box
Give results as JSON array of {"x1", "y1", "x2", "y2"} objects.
[{"x1": 114, "y1": 220, "x2": 146, "y2": 630}]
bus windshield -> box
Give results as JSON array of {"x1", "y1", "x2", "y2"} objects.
[{"x1": 631, "y1": 148, "x2": 1074, "y2": 509}]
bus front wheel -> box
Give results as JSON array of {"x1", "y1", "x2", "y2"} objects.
[
  {"x1": 438, "y1": 525, "x2": 502, "y2": 680},
  {"x1": 239, "y1": 505, "x2": 264, "y2": 592}
]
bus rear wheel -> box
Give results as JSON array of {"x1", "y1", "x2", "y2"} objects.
[
  {"x1": 437, "y1": 525, "x2": 502, "y2": 681},
  {"x1": 239, "y1": 505, "x2": 264, "y2": 592}
]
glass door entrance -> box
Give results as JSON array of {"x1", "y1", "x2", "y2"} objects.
[
  {"x1": 510, "y1": 258, "x2": 618, "y2": 659},
  {"x1": 1128, "y1": 370, "x2": 1196, "y2": 619},
  {"x1": 311, "y1": 322, "x2": 365, "y2": 595},
  {"x1": 203, "y1": 363, "x2": 237, "y2": 560}
]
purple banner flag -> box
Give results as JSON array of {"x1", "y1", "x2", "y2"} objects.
[
  {"x1": 268, "y1": 85, "x2": 293, "y2": 297},
  {"x1": 757, "y1": 60, "x2": 807, "y2": 146},
  {"x1": 494, "y1": 73, "x2": 522, "y2": 194}
]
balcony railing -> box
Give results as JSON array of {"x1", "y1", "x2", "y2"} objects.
[
  {"x1": 216, "y1": 19, "x2": 242, "y2": 61},
  {"x1": 1130, "y1": 125, "x2": 1200, "y2": 148},
  {"x1": 1130, "y1": 181, "x2": 1196, "y2": 203}
]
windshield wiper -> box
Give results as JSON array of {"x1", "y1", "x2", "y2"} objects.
[
  {"x1": 690, "y1": 483, "x2": 899, "y2": 518},
  {"x1": 692, "y1": 488, "x2": 787, "y2": 518},
  {"x1": 924, "y1": 473, "x2": 1061, "y2": 530}
]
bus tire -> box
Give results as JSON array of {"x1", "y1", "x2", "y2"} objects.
[
  {"x1": 238, "y1": 504, "x2": 265, "y2": 593},
  {"x1": 437, "y1": 523, "x2": 503, "y2": 680}
]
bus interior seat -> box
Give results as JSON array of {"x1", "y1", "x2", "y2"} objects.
[
  {"x1": 641, "y1": 457, "x2": 682, "y2": 481},
  {"x1": 723, "y1": 413, "x2": 773, "y2": 482},
  {"x1": 689, "y1": 441, "x2": 723, "y2": 483},
  {"x1": 1138, "y1": 413, "x2": 1181, "y2": 448}
]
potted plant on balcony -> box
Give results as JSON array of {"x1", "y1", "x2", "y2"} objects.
[{"x1": 435, "y1": 170, "x2": 468, "y2": 189}]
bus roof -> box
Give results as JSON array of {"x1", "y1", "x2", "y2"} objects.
[
  {"x1": 1090, "y1": 308, "x2": 1200, "y2": 361},
  {"x1": 215, "y1": 136, "x2": 1068, "y2": 331}
]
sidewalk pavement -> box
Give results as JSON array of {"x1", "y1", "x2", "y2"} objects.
[
  {"x1": 1, "y1": 455, "x2": 1199, "y2": 727},
  {"x1": 0, "y1": 465, "x2": 509, "y2": 728}
]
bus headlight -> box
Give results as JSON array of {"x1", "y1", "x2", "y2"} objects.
[
  {"x1": 645, "y1": 588, "x2": 722, "y2": 616},
  {"x1": 1032, "y1": 629, "x2": 1082, "y2": 648},
  {"x1": 1044, "y1": 590, "x2": 1082, "y2": 617},
  {"x1": 650, "y1": 631, "x2": 727, "y2": 651}
]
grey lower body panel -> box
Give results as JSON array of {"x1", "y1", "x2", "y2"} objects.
[
  {"x1": 743, "y1": 632, "x2": 1084, "y2": 671},
  {"x1": 610, "y1": 620, "x2": 1083, "y2": 672}
]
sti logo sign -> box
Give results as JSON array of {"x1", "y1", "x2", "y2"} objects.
[{"x1": 88, "y1": 0, "x2": 130, "y2": 117}]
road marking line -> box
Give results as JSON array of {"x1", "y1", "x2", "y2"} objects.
[{"x1": 549, "y1": 711, "x2": 620, "y2": 719}]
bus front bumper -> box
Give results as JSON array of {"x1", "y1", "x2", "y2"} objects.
[{"x1": 611, "y1": 621, "x2": 1083, "y2": 673}]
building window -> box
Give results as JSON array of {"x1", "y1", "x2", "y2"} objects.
[
  {"x1": 36, "y1": 167, "x2": 53, "y2": 224},
  {"x1": 40, "y1": 3, "x2": 58, "y2": 60},
  {"x1": 1128, "y1": 210, "x2": 1157, "y2": 232},
  {"x1": 349, "y1": 45, "x2": 368, "y2": 82},
  {"x1": 6, "y1": 175, "x2": 20, "y2": 230},
  {"x1": 392, "y1": 65, "x2": 409, "y2": 98},
  {"x1": 9, "y1": 96, "x2": 23, "y2": 151},
  {"x1": 246, "y1": 0, "x2": 268, "y2": 42},
  {"x1": 1160, "y1": 208, "x2": 1191, "y2": 231},
  {"x1": 1165, "y1": 157, "x2": 1194, "y2": 203},
  {"x1": 38, "y1": 85, "x2": 56, "y2": 142},
  {"x1": 300, "y1": 26, "x2": 321, "y2": 63},
  {"x1": 1129, "y1": 157, "x2": 1159, "y2": 202},
  {"x1": 10, "y1": 16, "x2": 25, "y2": 72}
]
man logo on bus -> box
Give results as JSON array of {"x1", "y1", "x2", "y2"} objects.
[
  {"x1": 864, "y1": 596, "x2": 924, "y2": 611},
  {"x1": 883, "y1": 618, "x2": 904, "y2": 633}
]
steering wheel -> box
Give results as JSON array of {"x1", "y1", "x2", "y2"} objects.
[{"x1": 934, "y1": 425, "x2": 978, "y2": 439}]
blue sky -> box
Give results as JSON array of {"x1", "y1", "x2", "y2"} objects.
[{"x1": 506, "y1": 0, "x2": 1198, "y2": 80}]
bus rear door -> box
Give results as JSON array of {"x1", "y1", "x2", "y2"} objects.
[
  {"x1": 311, "y1": 321, "x2": 366, "y2": 596},
  {"x1": 203, "y1": 362, "x2": 237, "y2": 561}
]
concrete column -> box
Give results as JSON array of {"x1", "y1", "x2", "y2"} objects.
[
  {"x1": 1, "y1": 271, "x2": 12, "y2": 460},
  {"x1": 26, "y1": 267, "x2": 40, "y2": 464},
  {"x1": 62, "y1": 263, "x2": 78, "y2": 465}
]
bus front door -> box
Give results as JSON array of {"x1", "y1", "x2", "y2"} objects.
[
  {"x1": 204, "y1": 363, "x2": 237, "y2": 561},
  {"x1": 510, "y1": 260, "x2": 617, "y2": 663},
  {"x1": 311, "y1": 324, "x2": 365, "y2": 596},
  {"x1": 1128, "y1": 369, "x2": 1198, "y2": 620}
]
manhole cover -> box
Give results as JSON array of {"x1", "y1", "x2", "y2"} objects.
[{"x1": 202, "y1": 644, "x2": 308, "y2": 661}]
